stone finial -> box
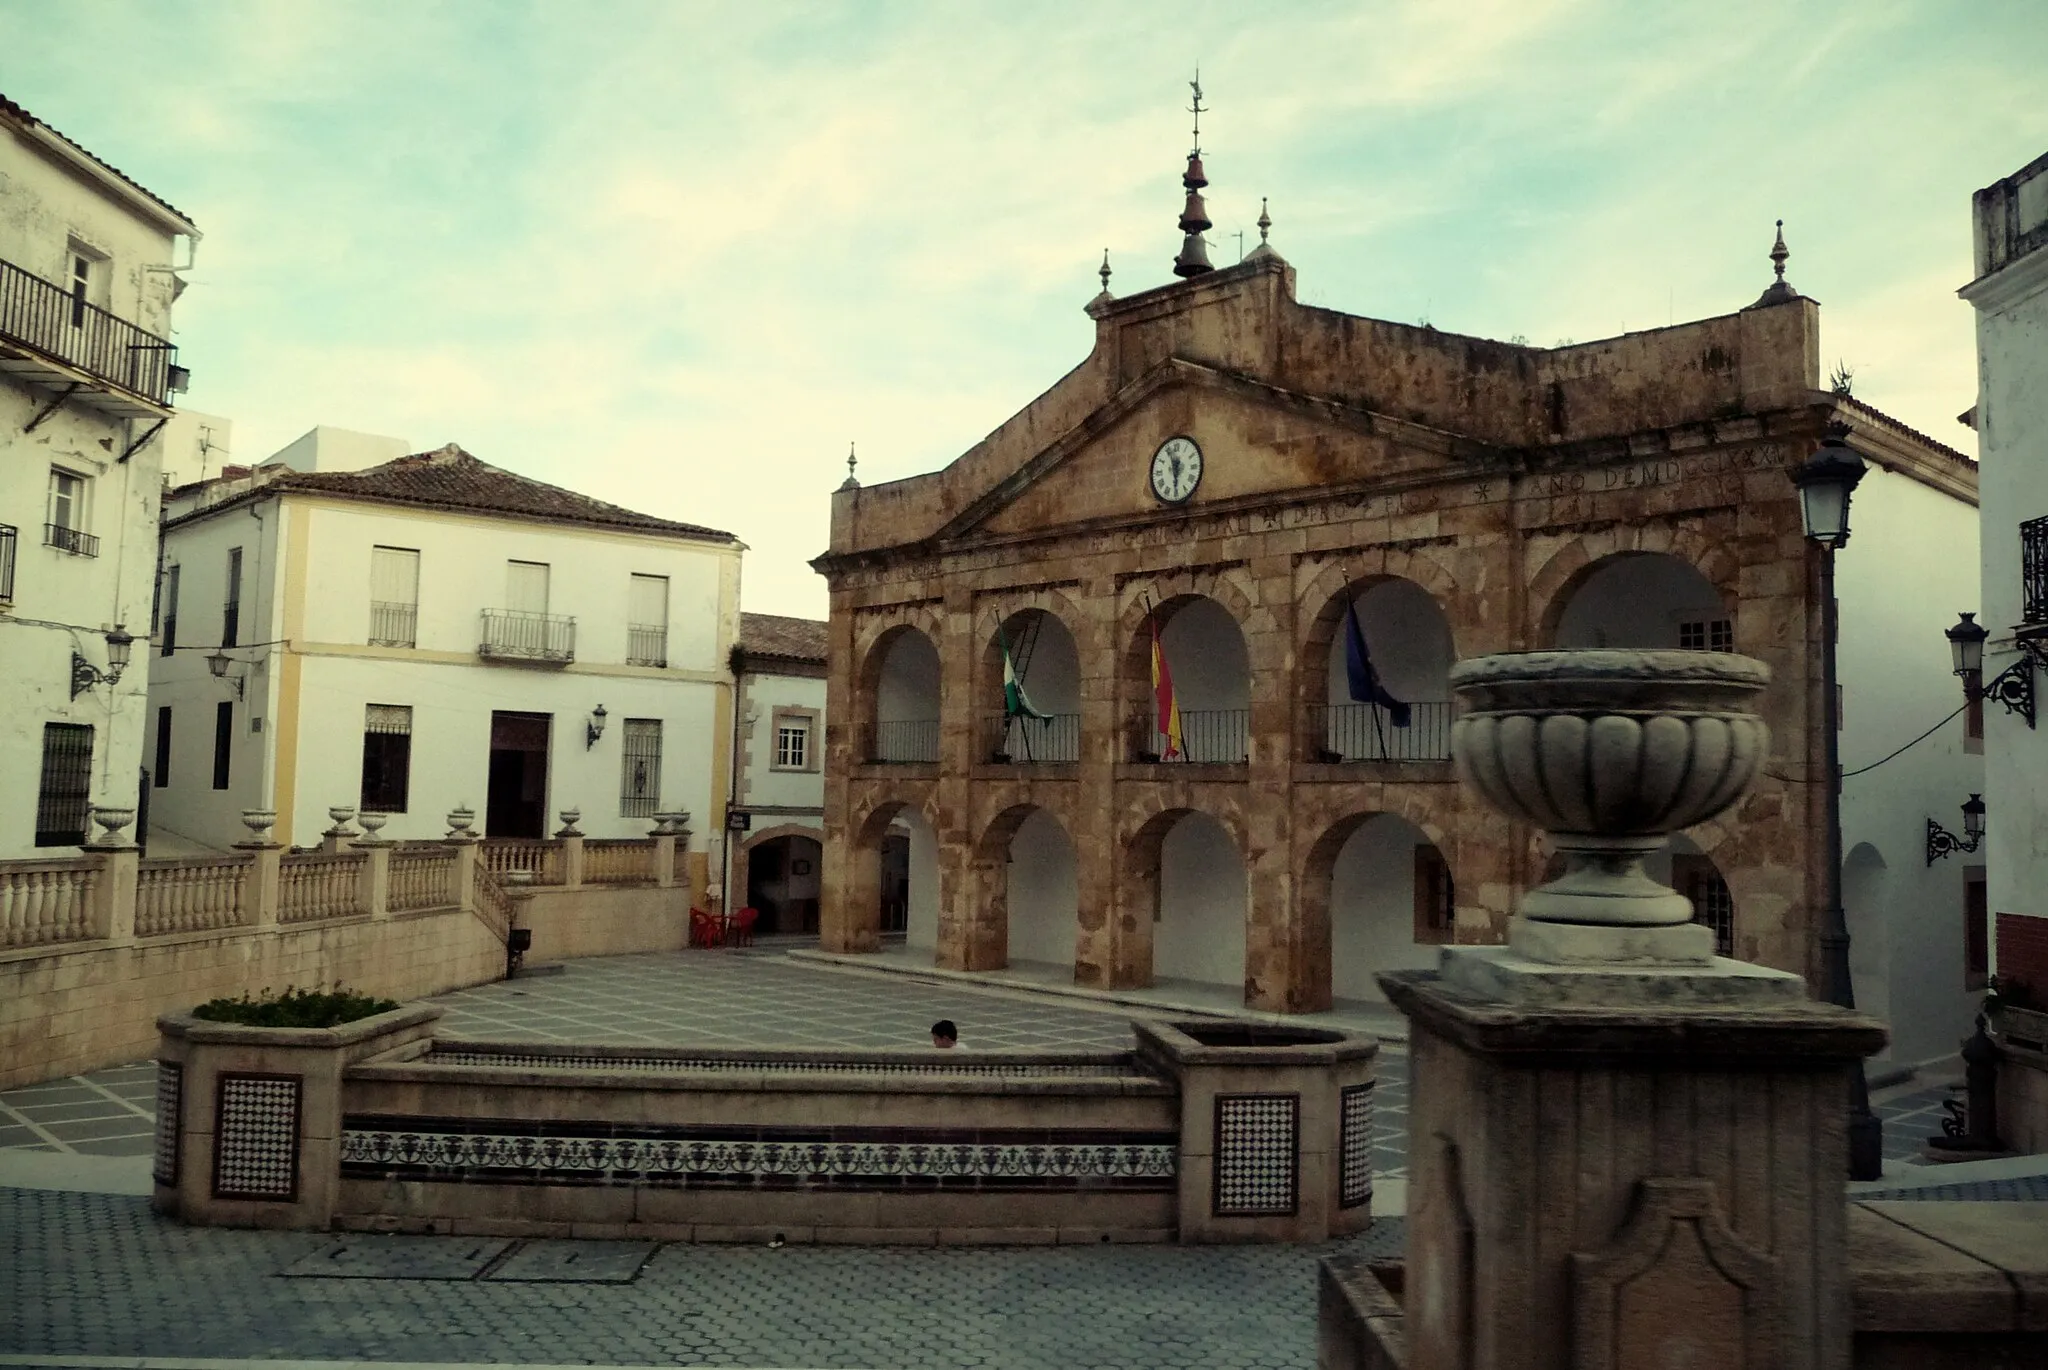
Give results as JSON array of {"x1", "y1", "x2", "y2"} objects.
[
  {"x1": 1258, "y1": 197, "x2": 1270, "y2": 244},
  {"x1": 356, "y1": 812, "x2": 390, "y2": 844},
  {"x1": 324, "y1": 805, "x2": 358, "y2": 837},
  {"x1": 1245, "y1": 197, "x2": 1284, "y2": 265},
  {"x1": 88, "y1": 806, "x2": 135, "y2": 848},
  {"x1": 445, "y1": 806, "x2": 476, "y2": 839},
  {"x1": 556, "y1": 807, "x2": 583, "y2": 838},
  {"x1": 838, "y1": 442, "x2": 860, "y2": 492},
  {"x1": 240, "y1": 808, "x2": 277, "y2": 842},
  {"x1": 1746, "y1": 219, "x2": 1801, "y2": 309}
]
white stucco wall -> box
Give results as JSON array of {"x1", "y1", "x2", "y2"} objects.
[
  {"x1": 1836, "y1": 460, "x2": 1985, "y2": 1065},
  {"x1": 147, "y1": 492, "x2": 740, "y2": 851},
  {"x1": 1155, "y1": 811, "x2": 1246, "y2": 987},
  {"x1": 876, "y1": 630, "x2": 940, "y2": 724},
  {"x1": 1006, "y1": 807, "x2": 1078, "y2": 966},
  {"x1": 740, "y1": 669, "x2": 826, "y2": 812},
  {"x1": 905, "y1": 811, "x2": 940, "y2": 953},
  {"x1": 1330, "y1": 814, "x2": 1439, "y2": 1001}
]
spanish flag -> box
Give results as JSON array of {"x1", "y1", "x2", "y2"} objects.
[{"x1": 1149, "y1": 615, "x2": 1184, "y2": 760}]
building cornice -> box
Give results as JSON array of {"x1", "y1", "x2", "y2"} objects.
[{"x1": 1959, "y1": 240, "x2": 2048, "y2": 315}]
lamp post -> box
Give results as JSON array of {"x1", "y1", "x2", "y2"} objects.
[
  {"x1": 69, "y1": 625, "x2": 135, "y2": 699},
  {"x1": 1790, "y1": 420, "x2": 1883, "y2": 1180}
]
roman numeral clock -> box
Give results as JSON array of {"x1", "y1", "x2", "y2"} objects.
[{"x1": 1150, "y1": 435, "x2": 1203, "y2": 504}]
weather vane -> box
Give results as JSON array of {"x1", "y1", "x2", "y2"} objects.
[{"x1": 1188, "y1": 71, "x2": 1205, "y2": 154}]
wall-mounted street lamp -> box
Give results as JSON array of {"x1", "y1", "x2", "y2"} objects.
[
  {"x1": 70, "y1": 625, "x2": 134, "y2": 699},
  {"x1": 205, "y1": 648, "x2": 246, "y2": 701},
  {"x1": 586, "y1": 704, "x2": 608, "y2": 749},
  {"x1": 1947, "y1": 611, "x2": 2035, "y2": 729},
  {"x1": 1927, "y1": 793, "x2": 1987, "y2": 865}
]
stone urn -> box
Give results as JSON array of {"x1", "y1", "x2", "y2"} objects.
[
  {"x1": 239, "y1": 809, "x2": 278, "y2": 843},
  {"x1": 556, "y1": 807, "x2": 583, "y2": 838},
  {"x1": 324, "y1": 805, "x2": 358, "y2": 835},
  {"x1": 356, "y1": 812, "x2": 389, "y2": 843},
  {"x1": 445, "y1": 806, "x2": 476, "y2": 839},
  {"x1": 88, "y1": 806, "x2": 136, "y2": 847},
  {"x1": 1450, "y1": 650, "x2": 1769, "y2": 939}
]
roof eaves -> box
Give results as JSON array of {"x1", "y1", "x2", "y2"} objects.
[{"x1": 0, "y1": 92, "x2": 198, "y2": 234}]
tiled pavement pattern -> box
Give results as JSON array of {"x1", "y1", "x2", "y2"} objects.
[
  {"x1": 0, "y1": 1188, "x2": 1405, "y2": 1369},
  {"x1": 1872, "y1": 1076, "x2": 1963, "y2": 1163},
  {"x1": 0, "y1": 951, "x2": 1414, "y2": 1182}
]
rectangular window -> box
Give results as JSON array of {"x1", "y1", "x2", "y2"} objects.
[
  {"x1": 360, "y1": 704, "x2": 413, "y2": 813},
  {"x1": 222, "y1": 547, "x2": 243, "y2": 648},
  {"x1": 212, "y1": 701, "x2": 233, "y2": 791},
  {"x1": 48, "y1": 468, "x2": 85, "y2": 531},
  {"x1": 1674, "y1": 854, "x2": 1735, "y2": 957},
  {"x1": 627, "y1": 573, "x2": 669, "y2": 667},
  {"x1": 776, "y1": 721, "x2": 810, "y2": 770},
  {"x1": 369, "y1": 546, "x2": 420, "y2": 647},
  {"x1": 154, "y1": 706, "x2": 172, "y2": 788},
  {"x1": 1965, "y1": 870, "x2": 1989, "y2": 991},
  {"x1": 1966, "y1": 671, "x2": 1984, "y2": 749},
  {"x1": 70, "y1": 251, "x2": 93, "y2": 327},
  {"x1": 0, "y1": 521, "x2": 16, "y2": 602},
  {"x1": 1678, "y1": 618, "x2": 1734, "y2": 651},
  {"x1": 1413, "y1": 844, "x2": 1455, "y2": 944},
  {"x1": 35, "y1": 723, "x2": 94, "y2": 847},
  {"x1": 620, "y1": 718, "x2": 661, "y2": 817},
  {"x1": 161, "y1": 565, "x2": 180, "y2": 655},
  {"x1": 506, "y1": 560, "x2": 550, "y2": 614}
]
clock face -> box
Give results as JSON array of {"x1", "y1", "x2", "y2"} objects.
[{"x1": 1150, "y1": 436, "x2": 1203, "y2": 504}]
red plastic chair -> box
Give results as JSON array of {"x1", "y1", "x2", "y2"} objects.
[
  {"x1": 689, "y1": 908, "x2": 723, "y2": 949},
  {"x1": 726, "y1": 906, "x2": 759, "y2": 948}
]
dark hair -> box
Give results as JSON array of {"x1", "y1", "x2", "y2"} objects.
[{"x1": 931, "y1": 1020, "x2": 957, "y2": 1040}]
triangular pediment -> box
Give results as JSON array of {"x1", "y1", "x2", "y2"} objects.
[{"x1": 936, "y1": 358, "x2": 1499, "y2": 544}]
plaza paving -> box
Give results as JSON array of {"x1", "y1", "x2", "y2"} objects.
[{"x1": 0, "y1": 947, "x2": 2029, "y2": 1368}]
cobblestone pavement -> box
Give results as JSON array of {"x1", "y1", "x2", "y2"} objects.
[
  {"x1": 0, "y1": 1188, "x2": 1405, "y2": 1368},
  {"x1": 1872, "y1": 1075, "x2": 1961, "y2": 1162}
]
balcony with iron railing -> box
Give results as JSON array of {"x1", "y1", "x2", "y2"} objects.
[
  {"x1": 0, "y1": 256, "x2": 179, "y2": 410},
  {"x1": 984, "y1": 712, "x2": 1081, "y2": 764},
  {"x1": 44, "y1": 522, "x2": 98, "y2": 558},
  {"x1": 870, "y1": 718, "x2": 940, "y2": 764},
  {"x1": 479, "y1": 609, "x2": 575, "y2": 663},
  {"x1": 0, "y1": 523, "x2": 14, "y2": 601},
  {"x1": 2023, "y1": 515, "x2": 2047, "y2": 627},
  {"x1": 626, "y1": 623, "x2": 668, "y2": 668},
  {"x1": 370, "y1": 601, "x2": 418, "y2": 648},
  {"x1": 1307, "y1": 700, "x2": 1454, "y2": 763},
  {"x1": 1131, "y1": 707, "x2": 1249, "y2": 764}
]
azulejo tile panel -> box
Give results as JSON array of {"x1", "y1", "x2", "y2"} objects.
[
  {"x1": 340, "y1": 1117, "x2": 1176, "y2": 1192},
  {"x1": 1213, "y1": 1093, "x2": 1299, "y2": 1217},
  {"x1": 213, "y1": 1073, "x2": 301, "y2": 1201},
  {"x1": 1339, "y1": 1082, "x2": 1373, "y2": 1209},
  {"x1": 152, "y1": 1061, "x2": 182, "y2": 1188},
  {"x1": 426, "y1": 1048, "x2": 1143, "y2": 1079}
]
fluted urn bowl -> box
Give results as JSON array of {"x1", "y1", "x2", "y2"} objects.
[{"x1": 1450, "y1": 650, "x2": 1770, "y2": 926}]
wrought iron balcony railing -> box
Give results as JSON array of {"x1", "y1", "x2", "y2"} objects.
[
  {"x1": 626, "y1": 623, "x2": 668, "y2": 668},
  {"x1": 1308, "y1": 700, "x2": 1454, "y2": 763},
  {"x1": 870, "y1": 718, "x2": 940, "y2": 764},
  {"x1": 44, "y1": 523, "x2": 98, "y2": 557},
  {"x1": 985, "y1": 712, "x2": 1081, "y2": 763},
  {"x1": 479, "y1": 609, "x2": 575, "y2": 663},
  {"x1": 1133, "y1": 707, "x2": 1249, "y2": 764},
  {"x1": 0, "y1": 523, "x2": 14, "y2": 601},
  {"x1": 0, "y1": 257, "x2": 177, "y2": 404},
  {"x1": 369, "y1": 601, "x2": 418, "y2": 648},
  {"x1": 2023, "y1": 514, "x2": 2048, "y2": 626}
]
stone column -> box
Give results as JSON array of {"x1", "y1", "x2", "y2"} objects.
[
  {"x1": 359, "y1": 844, "x2": 391, "y2": 920},
  {"x1": 234, "y1": 810, "x2": 282, "y2": 927},
  {"x1": 84, "y1": 807, "x2": 139, "y2": 944},
  {"x1": 556, "y1": 810, "x2": 585, "y2": 888},
  {"x1": 442, "y1": 808, "x2": 480, "y2": 912}
]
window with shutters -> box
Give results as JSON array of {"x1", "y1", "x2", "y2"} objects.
[
  {"x1": 1413, "y1": 844, "x2": 1455, "y2": 944},
  {"x1": 45, "y1": 468, "x2": 97, "y2": 556},
  {"x1": 154, "y1": 706, "x2": 172, "y2": 788},
  {"x1": 222, "y1": 547, "x2": 243, "y2": 647},
  {"x1": 772, "y1": 708, "x2": 819, "y2": 771},
  {"x1": 35, "y1": 723, "x2": 94, "y2": 847},
  {"x1": 627, "y1": 573, "x2": 669, "y2": 667},
  {"x1": 369, "y1": 546, "x2": 420, "y2": 647},
  {"x1": 620, "y1": 718, "x2": 661, "y2": 817},
  {"x1": 360, "y1": 704, "x2": 413, "y2": 813},
  {"x1": 212, "y1": 702, "x2": 233, "y2": 790}
]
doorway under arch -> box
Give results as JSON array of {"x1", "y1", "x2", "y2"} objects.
[
  {"x1": 1151, "y1": 810, "x2": 1247, "y2": 988},
  {"x1": 1322, "y1": 813, "x2": 1452, "y2": 1002},
  {"x1": 743, "y1": 830, "x2": 822, "y2": 936}
]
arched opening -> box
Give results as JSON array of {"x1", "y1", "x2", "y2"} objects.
[
  {"x1": 852, "y1": 801, "x2": 938, "y2": 951},
  {"x1": 743, "y1": 831, "x2": 823, "y2": 936},
  {"x1": 862, "y1": 626, "x2": 941, "y2": 763},
  {"x1": 1123, "y1": 595, "x2": 1251, "y2": 763},
  {"x1": 987, "y1": 807, "x2": 1081, "y2": 967},
  {"x1": 1304, "y1": 577, "x2": 1457, "y2": 762},
  {"x1": 1843, "y1": 842, "x2": 1891, "y2": 1032},
  {"x1": 1317, "y1": 814, "x2": 1453, "y2": 1002},
  {"x1": 1150, "y1": 810, "x2": 1247, "y2": 988},
  {"x1": 981, "y1": 609, "x2": 1082, "y2": 764},
  {"x1": 1551, "y1": 552, "x2": 1731, "y2": 650}
]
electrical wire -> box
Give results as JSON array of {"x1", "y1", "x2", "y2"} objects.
[{"x1": 1765, "y1": 698, "x2": 1971, "y2": 785}]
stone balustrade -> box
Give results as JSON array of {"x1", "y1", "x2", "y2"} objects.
[
  {"x1": 134, "y1": 857, "x2": 251, "y2": 937},
  {"x1": 0, "y1": 859, "x2": 101, "y2": 950},
  {"x1": 278, "y1": 852, "x2": 369, "y2": 924}
]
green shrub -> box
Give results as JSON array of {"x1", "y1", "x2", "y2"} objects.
[{"x1": 191, "y1": 985, "x2": 400, "y2": 1029}]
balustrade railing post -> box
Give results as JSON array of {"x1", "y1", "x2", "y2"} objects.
[
  {"x1": 360, "y1": 843, "x2": 392, "y2": 920},
  {"x1": 556, "y1": 810, "x2": 585, "y2": 888},
  {"x1": 82, "y1": 807, "x2": 138, "y2": 943},
  {"x1": 235, "y1": 810, "x2": 283, "y2": 927}
]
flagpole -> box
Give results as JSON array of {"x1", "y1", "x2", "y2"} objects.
[{"x1": 1343, "y1": 570, "x2": 1391, "y2": 761}]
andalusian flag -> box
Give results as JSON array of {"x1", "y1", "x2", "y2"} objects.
[
  {"x1": 998, "y1": 621, "x2": 1050, "y2": 721},
  {"x1": 1149, "y1": 615, "x2": 1184, "y2": 760}
]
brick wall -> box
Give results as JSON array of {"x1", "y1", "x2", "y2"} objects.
[{"x1": 1997, "y1": 912, "x2": 2048, "y2": 1002}]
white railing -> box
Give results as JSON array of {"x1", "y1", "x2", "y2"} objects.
[
  {"x1": 279, "y1": 852, "x2": 367, "y2": 924},
  {"x1": 0, "y1": 860, "x2": 99, "y2": 950},
  {"x1": 387, "y1": 851, "x2": 456, "y2": 913},
  {"x1": 481, "y1": 839, "x2": 562, "y2": 885},
  {"x1": 134, "y1": 857, "x2": 249, "y2": 937},
  {"x1": 583, "y1": 839, "x2": 654, "y2": 885}
]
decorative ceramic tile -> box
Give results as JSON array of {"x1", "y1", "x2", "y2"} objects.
[
  {"x1": 1339, "y1": 1082, "x2": 1373, "y2": 1209},
  {"x1": 212, "y1": 1074, "x2": 300, "y2": 1201},
  {"x1": 426, "y1": 1047, "x2": 1143, "y2": 1080},
  {"x1": 341, "y1": 1117, "x2": 1176, "y2": 1192},
  {"x1": 1213, "y1": 1093, "x2": 1298, "y2": 1217},
  {"x1": 151, "y1": 1062, "x2": 181, "y2": 1188}
]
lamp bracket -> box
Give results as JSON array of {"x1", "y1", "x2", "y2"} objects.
[
  {"x1": 1982, "y1": 656, "x2": 2036, "y2": 729},
  {"x1": 69, "y1": 652, "x2": 102, "y2": 700},
  {"x1": 1927, "y1": 817, "x2": 1986, "y2": 866}
]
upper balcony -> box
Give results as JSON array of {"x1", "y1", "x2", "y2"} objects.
[
  {"x1": 479, "y1": 609, "x2": 575, "y2": 664},
  {"x1": 2023, "y1": 515, "x2": 2047, "y2": 629},
  {"x1": 0, "y1": 256, "x2": 181, "y2": 416}
]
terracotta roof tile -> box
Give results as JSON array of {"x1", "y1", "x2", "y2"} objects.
[
  {"x1": 1, "y1": 91, "x2": 196, "y2": 229},
  {"x1": 740, "y1": 612, "x2": 828, "y2": 663},
  {"x1": 261, "y1": 444, "x2": 736, "y2": 542}
]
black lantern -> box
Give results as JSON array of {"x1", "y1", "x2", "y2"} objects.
[
  {"x1": 1963, "y1": 792, "x2": 1986, "y2": 839},
  {"x1": 1929, "y1": 793, "x2": 1988, "y2": 865},
  {"x1": 1790, "y1": 422, "x2": 1867, "y2": 549},
  {"x1": 1947, "y1": 612, "x2": 1988, "y2": 676},
  {"x1": 586, "y1": 703, "x2": 608, "y2": 749},
  {"x1": 205, "y1": 648, "x2": 232, "y2": 679},
  {"x1": 70, "y1": 624, "x2": 135, "y2": 698},
  {"x1": 1949, "y1": 609, "x2": 2037, "y2": 728}
]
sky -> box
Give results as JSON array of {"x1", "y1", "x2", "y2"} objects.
[{"x1": 2, "y1": 1, "x2": 2043, "y2": 618}]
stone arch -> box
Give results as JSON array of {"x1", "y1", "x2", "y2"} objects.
[
  {"x1": 735, "y1": 823, "x2": 824, "y2": 936},
  {"x1": 849, "y1": 793, "x2": 941, "y2": 950},
  {"x1": 1120, "y1": 804, "x2": 1249, "y2": 994},
  {"x1": 855, "y1": 614, "x2": 943, "y2": 763},
  {"x1": 1296, "y1": 558, "x2": 1461, "y2": 762},
  {"x1": 1116, "y1": 585, "x2": 1257, "y2": 763},
  {"x1": 970, "y1": 803, "x2": 1081, "y2": 971},
  {"x1": 1301, "y1": 808, "x2": 1456, "y2": 1001},
  {"x1": 975, "y1": 598, "x2": 1086, "y2": 764},
  {"x1": 1528, "y1": 521, "x2": 1742, "y2": 647},
  {"x1": 1843, "y1": 841, "x2": 1890, "y2": 1034}
]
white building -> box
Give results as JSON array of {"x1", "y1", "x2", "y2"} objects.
[
  {"x1": 148, "y1": 443, "x2": 743, "y2": 898},
  {"x1": 724, "y1": 612, "x2": 826, "y2": 934},
  {"x1": 1962, "y1": 150, "x2": 2048, "y2": 1008},
  {"x1": 0, "y1": 91, "x2": 199, "y2": 859},
  {"x1": 156, "y1": 408, "x2": 233, "y2": 490}
]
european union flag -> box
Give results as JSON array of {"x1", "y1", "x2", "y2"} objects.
[{"x1": 1344, "y1": 597, "x2": 1411, "y2": 727}]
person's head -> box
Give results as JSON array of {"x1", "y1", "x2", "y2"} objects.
[{"x1": 931, "y1": 1020, "x2": 958, "y2": 1048}]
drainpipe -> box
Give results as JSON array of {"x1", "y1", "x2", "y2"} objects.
[{"x1": 723, "y1": 644, "x2": 746, "y2": 912}]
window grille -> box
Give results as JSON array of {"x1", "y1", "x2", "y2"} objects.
[
  {"x1": 621, "y1": 718, "x2": 662, "y2": 817},
  {"x1": 2024, "y1": 515, "x2": 2048, "y2": 626},
  {"x1": 161, "y1": 565, "x2": 179, "y2": 655},
  {"x1": 35, "y1": 722, "x2": 93, "y2": 847},
  {"x1": 1679, "y1": 618, "x2": 1733, "y2": 651},
  {"x1": 0, "y1": 522, "x2": 15, "y2": 601},
  {"x1": 776, "y1": 720, "x2": 810, "y2": 769},
  {"x1": 222, "y1": 547, "x2": 242, "y2": 647},
  {"x1": 154, "y1": 706, "x2": 172, "y2": 788},
  {"x1": 212, "y1": 702, "x2": 233, "y2": 791},
  {"x1": 1689, "y1": 871, "x2": 1735, "y2": 956},
  {"x1": 360, "y1": 704, "x2": 413, "y2": 813}
]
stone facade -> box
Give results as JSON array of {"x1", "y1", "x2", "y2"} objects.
[{"x1": 814, "y1": 250, "x2": 1973, "y2": 1013}]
